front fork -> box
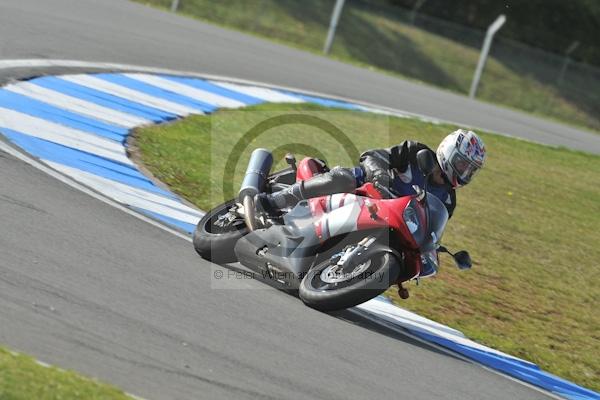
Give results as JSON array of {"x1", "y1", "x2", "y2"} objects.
[
  {"x1": 329, "y1": 234, "x2": 411, "y2": 299},
  {"x1": 395, "y1": 251, "x2": 422, "y2": 300},
  {"x1": 336, "y1": 236, "x2": 376, "y2": 270}
]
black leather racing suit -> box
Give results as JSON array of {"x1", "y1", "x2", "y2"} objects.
[{"x1": 263, "y1": 141, "x2": 456, "y2": 218}]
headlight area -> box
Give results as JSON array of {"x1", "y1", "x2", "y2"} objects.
[{"x1": 420, "y1": 250, "x2": 439, "y2": 277}]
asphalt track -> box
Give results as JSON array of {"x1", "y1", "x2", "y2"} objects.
[
  {"x1": 0, "y1": 139, "x2": 553, "y2": 400},
  {"x1": 0, "y1": 0, "x2": 587, "y2": 399}
]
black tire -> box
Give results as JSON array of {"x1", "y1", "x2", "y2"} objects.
[
  {"x1": 193, "y1": 200, "x2": 248, "y2": 263},
  {"x1": 299, "y1": 252, "x2": 400, "y2": 311}
]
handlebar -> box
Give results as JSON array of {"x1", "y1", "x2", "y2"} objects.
[{"x1": 373, "y1": 181, "x2": 399, "y2": 199}]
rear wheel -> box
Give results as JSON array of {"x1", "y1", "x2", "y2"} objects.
[
  {"x1": 193, "y1": 200, "x2": 248, "y2": 263},
  {"x1": 299, "y1": 250, "x2": 400, "y2": 311}
]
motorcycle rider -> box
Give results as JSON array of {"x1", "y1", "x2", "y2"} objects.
[{"x1": 256, "y1": 129, "x2": 487, "y2": 219}]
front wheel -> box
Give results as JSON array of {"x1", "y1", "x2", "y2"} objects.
[
  {"x1": 193, "y1": 200, "x2": 248, "y2": 263},
  {"x1": 299, "y1": 251, "x2": 400, "y2": 311}
]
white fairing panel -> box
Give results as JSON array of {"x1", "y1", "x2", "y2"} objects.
[
  {"x1": 322, "y1": 195, "x2": 363, "y2": 238},
  {"x1": 327, "y1": 193, "x2": 359, "y2": 211}
]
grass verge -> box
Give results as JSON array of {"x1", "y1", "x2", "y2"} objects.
[
  {"x1": 0, "y1": 346, "x2": 131, "y2": 399},
  {"x1": 133, "y1": 0, "x2": 599, "y2": 132},
  {"x1": 134, "y1": 102, "x2": 600, "y2": 391}
]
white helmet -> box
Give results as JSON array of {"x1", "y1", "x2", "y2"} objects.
[{"x1": 436, "y1": 129, "x2": 486, "y2": 188}]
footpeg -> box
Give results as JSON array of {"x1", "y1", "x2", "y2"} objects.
[{"x1": 398, "y1": 282, "x2": 410, "y2": 299}]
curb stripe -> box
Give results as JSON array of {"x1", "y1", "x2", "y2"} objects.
[
  {"x1": 46, "y1": 161, "x2": 203, "y2": 224},
  {"x1": 160, "y1": 75, "x2": 264, "y2": 105},
  {"x1": 0, "y1": 107, "x2": 131, "y2": 165},
  {"x1": 357, "y1": 298, "x2": 532, "y2": 363},
  {"x1": 2, "y1": 129, "x2": 176, "y2": 198},
  {"x1": 5, "y1": 80, "x2": 151, "y2": 127},
  {"x1": 95, "y1": 73, "x2": 216, "y2": 113},
  {"x1": 0, "y1": 90, "x2": 127, "y2": 143},
  {"x1": 61, "y1": 75, "x2": 201, "y2": 116},
  {"x1": 32, "y1": 77, "x2": 177, "y2": 122},
  {"x1": 0, "y1": 139, "x2": 193, "y2": 244},
  {"x1": 124, "y1": 73, "x2": 246, "y2": 109},
  {"x1": 210, "y1": 81, "x2": 305, "y2": 103},
  {"x1": 130, "y1": 206, "x2": 197, "y2": 234}
]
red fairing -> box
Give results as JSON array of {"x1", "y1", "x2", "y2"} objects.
[
  {"x1": 354, "y1": 193, "x2": 422, "y2": 280},
  {"x1": 297, "y1": 163, "x2": 422, "y2": 273},
  {"x1": 309, "y1": 196, "x2": 328, "y2": 240},
  {"x1": 354, "y1": 184, "x2": 419, "y2": 248},
  {"x1": 355, "y1": 182, "x2": 383, "y2": 199},
  {"x1": 296, "y1": 157, "x2": 326, "y2": 182}
]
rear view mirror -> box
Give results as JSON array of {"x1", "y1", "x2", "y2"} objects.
[
  {"x1": 453, "y1": 250, "x2": 472, "y2": 270},
  {"x1": 416, "y1": 149, "x2": 436, "y2": 176}
]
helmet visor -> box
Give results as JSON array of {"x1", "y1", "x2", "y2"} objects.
[{"x1": 450, "y1": 152, "x2": 480, "y2": 185}]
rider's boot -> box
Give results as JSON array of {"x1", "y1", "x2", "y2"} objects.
[
  {"x1": 256, "y1": 168, "x2": 357, "y2": 217},
  {"x1": 255, "y1": 180, "x2": 307, "y2": 217}
]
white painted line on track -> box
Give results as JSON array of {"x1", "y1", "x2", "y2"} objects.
[
  {"x1": 350, "y1": 308, "x2": 565, "y2": 400},
  {"x1": 358, "y1": 299, "x2": 531, "y2": 363},
  {"x1": 0, "y1": 139, "x2": 193, "y2": 243},
  {"x1": 60, "y1": 75, "x2": 201, "y2": 116},
  {"x1": 123, "y1": 73, "x2": 246, "y2": 109},
  {"x1": 0, "y1": 107, "x2": 132, "y2": 165},
  {"x1": 46, "y1": 161, "x2": 203, "y2": 225},
  {"x1": 4, "y1": 81, "x2": 150, "y2": 128}
]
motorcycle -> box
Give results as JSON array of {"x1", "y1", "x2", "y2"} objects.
[{"x1": 193, "y1": 148, "x2": 472, "y2": 311}]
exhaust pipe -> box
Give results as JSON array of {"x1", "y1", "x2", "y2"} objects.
[{"x1": 238, "y1": 148, "x2": 273, "y2": 231}]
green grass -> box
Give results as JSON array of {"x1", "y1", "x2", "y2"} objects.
[
  {"x1": 133, "y1": 103, "x2": 600, "y2": 391},
  {"x1": 133, "y1": 0, "x2": 599, "y2": 132},
  {"x1": 0, "y1": 347, "x2": 130, "y2": 399}
]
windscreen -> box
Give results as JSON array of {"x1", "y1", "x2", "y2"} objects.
[{"x1": 420, "y1": 194, "x2": 449, "y2": 252}]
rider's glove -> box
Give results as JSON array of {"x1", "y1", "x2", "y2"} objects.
[{"x1": 372, "y1": 172, "x2": 393, "y2": 199}]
